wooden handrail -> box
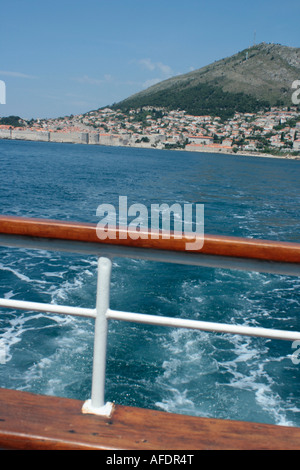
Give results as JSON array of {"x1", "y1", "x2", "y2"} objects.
[
  {"x1": 0, "y1": 215, "x2": 300, "y2": 264},
  {"x1": 2, "y1": 388, "x2": 300, "y2": 450}
]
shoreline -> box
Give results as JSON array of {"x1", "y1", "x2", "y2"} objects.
[
  {"x1": 190, "y1": 148, "x2": 300, "y2": 160},
  {"x1": 0, "y1": 133, "x2": 299, "y2": 161},
  {"x1": 160, "y1": 145, "x2": 300, "y2": 160}
]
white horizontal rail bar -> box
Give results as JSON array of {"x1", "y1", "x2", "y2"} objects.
[
  {"x1": 107, "y1": 309, "x2": 300, "y2": 342},
  {"x1": 0, "y1": 234, "x2": 299, "y2": 276},
  {"x1": 1, "y1": 298, "x2": 300, "y2": 342},
  {"x1": 0, "y1": 298, "x2": 96, "y2": 319},
  {"x1": 0, "y1": 299, "x2": 300, "y2": 341}
]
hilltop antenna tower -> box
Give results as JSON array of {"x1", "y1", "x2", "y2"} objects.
[{"x1": 253, "y1": 31, "x2": 256, "y2": 46}]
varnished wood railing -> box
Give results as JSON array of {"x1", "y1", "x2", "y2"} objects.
[{"x1": 0, "y1": 214, "x2": 300, "y2": 263}]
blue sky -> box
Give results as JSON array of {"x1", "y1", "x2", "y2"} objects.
[{"x1": 1, "y1": 0, "x2": 299, "y2": 119}]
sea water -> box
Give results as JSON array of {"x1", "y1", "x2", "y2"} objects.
[{"x1": 0, "y1": 139, "x2": 300, "y2": 427}]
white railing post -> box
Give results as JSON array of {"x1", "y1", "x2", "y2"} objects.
[{"x1": 82, "y1": 256, "x2": 114, "y2": 417}]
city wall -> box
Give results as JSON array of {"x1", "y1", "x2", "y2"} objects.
[
  {"x1": 0, "y1": 129, "x2": 92, "y2": 145},
  {"x1": 0, "y1": 129, "x2": 167, "y2": 148}
]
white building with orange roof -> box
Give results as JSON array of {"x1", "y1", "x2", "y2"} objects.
[
  {"x1": 293, "y1": 140, "x2": 300, "y2": 150},
  {"x1": 187, "y1": 134, "x2": 213, "y2": 145}
]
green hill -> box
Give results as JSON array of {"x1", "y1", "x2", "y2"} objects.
[
  {"x1": 0, "y1": 116, "x2": 25, "y2": 127},
  {"x1": 112, "y1": 43, "x2": 300, "y2": 120}
]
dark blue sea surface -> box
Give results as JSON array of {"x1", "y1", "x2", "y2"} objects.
[{"x1": 0, "y1": 139, "x2": 300, "y2": 426}]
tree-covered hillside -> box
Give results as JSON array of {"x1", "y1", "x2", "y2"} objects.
[
  {"x1": 112, "y1": 43, "x2": 300, "y2": 120},
  {"x1": 0, "y1": 116, "x2": 25, "y2": 127},
  {"x1": 115, "y1": 82, "x2": 270, "y2": 121}
]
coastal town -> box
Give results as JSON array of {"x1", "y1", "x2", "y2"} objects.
[{"x1": 0, "y1": 105, "x2": 300, "y2": 157}]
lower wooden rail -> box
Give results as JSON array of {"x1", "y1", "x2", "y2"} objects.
[{"x1": 1, "y1": 388, "x2": 300, "y2": 450}]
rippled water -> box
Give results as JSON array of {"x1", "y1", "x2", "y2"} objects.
[{"x1": 0, "y1": 140, "x2": 300, "y2": 426}]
